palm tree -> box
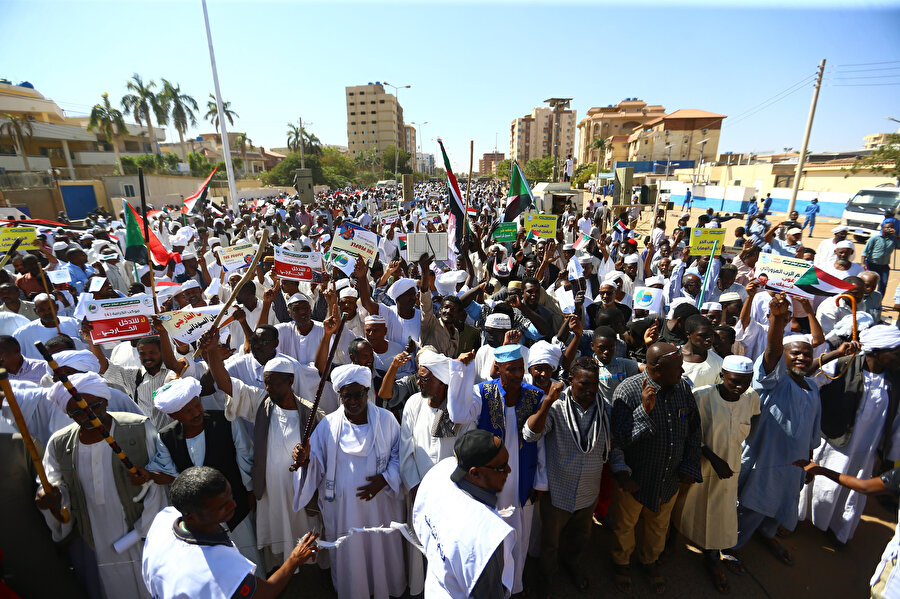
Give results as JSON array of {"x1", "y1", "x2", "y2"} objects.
[
  {"x1": 286, "y1": 122, "x2": 302, "y2": 152},
  {"x1": 234, "y1": 132, "x2": 252, "y2": 175},
  {"x1": 0, "y1": 114, "x2": 35, "y2": 171},
  {"x1": 121, "y1": 73, "x2": 163, "y2": 154},
  {"x1": 87, "y1": 93, "x2": 129, "y2": 174},
  {"x1": 205, "y1": 94, "x2": 238, "y2": 132},
  {"x1": 590, "y1": 136, "x2": 610, "y2": 164},
  {"x1": 159, "y1": 79, "x2": 198, "y2": 164}
]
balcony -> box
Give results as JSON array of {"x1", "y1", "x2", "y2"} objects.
[{"x1": 0, "y1": 154, "x2": 52, "y2": 172}]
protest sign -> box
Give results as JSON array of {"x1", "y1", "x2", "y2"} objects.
[
  {"x1": 425, "y1": 211, "x2": 442, "y2": 225},
  {"x1": 329, "y1": 251, "x2": 357, "y2": 277},
  {"x1": 380, "y1": 208, "x2": 399, "y2": 225},
  {"x1": 0, "y1": 227, "x2": 38, "y2": 251},
  {"x1": 331, "y1": 224, "x2": 379, "y2": 265},
  {"x1": 633, "y1": 286, "x2": 665, "y2": 315},
  {"x1": 216, "y1": 242, "x2": 256, "y2": 272},
  {"x1": 689, "y1": 228, "x2": 727, "y2": 256},
  {"x1": 46, "y1": 268, "x2": 71, "y2": 285},
  {"x1": 85, "y1": 295, "x2": 154, "y2": 344},
  {"x1": 522, "y1": 214, "x2": 557, "y2": 239},
  {"x1": 158, "y1": 305, "x2": 232, "y2": 345},
  {"x1": 273, "y1": 246, "x2": 323, "y2": 282},
  {"x1": 492, "y1": 223, "x2": 517, "y2": 243},
  {"x1": 755, "y1": 252, "x2": 813, "y2": 296},
  {"x1": 407, "y1": 232, "x2": 449, "y2": 261}
]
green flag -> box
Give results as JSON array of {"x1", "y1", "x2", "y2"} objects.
[
  {"x1": 504, "y1": 161, "x2": 534, "y2": 222},
  {"x1": 123, "y1": 201, "x2": 148, "y2": 264}
]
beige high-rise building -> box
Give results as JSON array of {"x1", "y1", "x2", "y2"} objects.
[
  {"x1": 509, "y1": 106, "x2": 576, "y2": 165},
  {"x1": 575, "y1": 98, "x2": 666, "y2": 169},
  {"x1": 479, "y1": 152, "x2": 504, "y2": 177},
  {"x1": 626, "y1": 109, "x2": 726, "y2": 163},
  {"x1": 346, "y1": 83, "x2": 404, "y2": 156},
  {"x1": 404, "y1": 124, "x2": 417, "y2": 157}
]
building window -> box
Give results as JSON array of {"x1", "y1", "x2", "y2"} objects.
[
  {"x1": 123, "y1": 184, "x2": 136, "y2": 197},
  {"x1": 350, "y1": 111, "x2": 355, "y2": 115},
  {"x1": 359, "y1": 91, "x2": 365, "y2": 95},
  {"x1": 380, "y1": 100, "x2": 385, "y2": 104},
  {"x1": 349, "y1": 102, "x2": 355, "y2": 106},
  {"x1": 40, "y1": 147, "x2": 65, "y2": 159},
  {"x1": 774, "y1": 175, "x2": 794, "y2": 188},
  {"x1": 351, "y1": 122, "x2": 356, "y2": 125},
  {"x1": 349, "y1": 92, "x2": 354, "y2": 96},
  {"x1": 371, "y1": 111, "x2": 376, "y2": 114}
]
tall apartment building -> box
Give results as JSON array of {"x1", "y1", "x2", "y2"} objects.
[
  {"x1": 345, "y1": 82, "x2": 404, "y2": 156},
  {"x1": 479, "y1": 152, "x2": 504, "y2": 176},
  {"x1": 509, "y1": 106, "x2": 576, "y2": 165},
  {"x1": 404, "y1": 124, "x2": 417, "y2": 157},
  {"x1": 626, "y1": 109, "x2": 727, "y2": 163},
  {"x1": 575, "y1": 98, "x2": 666, "y2": 169}
]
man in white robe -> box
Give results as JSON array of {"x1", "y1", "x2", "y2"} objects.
[
  {"x1": 292, "y1": 364, "x2": 407, "y2": 599},
  {"x1": 13, "y1": 294, "x2": 86, "y2": 359},
  {"x1": 275, "y1": 293, "x2": 326, "y2": 365}
]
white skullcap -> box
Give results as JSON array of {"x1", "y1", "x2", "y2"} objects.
[
  {"x1": 783, "y1": 333, "x2": 813, "y2": 347},
  {"x1": 645, "y1": 275, "x2": 665, "y2": 286},
  {"x1": 52, "y1": 241, "x2": 68, "y2": 251},
  {"x1": 701, "y1": 302, "x2": 722, "y2": 312},
  {"x1": 527, "y1": 340, "x2": 562, "y2": 370},
  {"x1": 331, "y1": 364, "x2": 372, "y2": 393},
  {"x1": 578, "y1": 254, "x2": 593, "y2": 264},
  {"x1": 287, "y1": 293, "x2": 311, "y2": 306},
  {"x1": 666, "y1": 297, "x2": 695, "y2": 319},
  {"x1": 604, "y1": 271, "x2": 626, "y2": 284},
  {"x1": 263, "y1": 356, "x2": 296, "y2": 375},
  {"x1": 562, "y1": 243, "x2": 575, "y2": 251},
  {"x1": 364, "y1": 314, "x2": 386, "y2": 325},
  {"x1": 860, "y1": 324, "x2": 900, "y2": 354},
  {"x1": 719, "y1": 292, "x2": 742, "y2": 302},
  {"x1": 787, "y1": 228, "x2": 803, "y2": 236},
  {"x1": 831, "y1": 225, "x2": 849, "y2": 234},
  {"x1": 387, "y1": 278, "x2": 418, "y2": 301},
  {"x1": 339, "y1": 287, "x2": 359, "y2": 299},
  {"x1": 835, "y1": 240, "x2": 854, "y2": 250},
  {"x1": 435, "y1": 271, "x2": 466, "y2": 296},
  {"x1": 153, "y1": 377, "x2": 202, "y2": 415},
  {"x1": 706, "y1": 221, "x2": 720, "y2": 228},
  {"x1": 624, "y1": 254, "x2": 640, "y2": 265},
  {"x1": 181, "y1": 250, "x2": 198, "y2": 260},
  {"x1": 180, "y1": 280, "x2": 201, "y2": 292},
  {"x1": 722, "y1": 355, "x2": 753, "y2": 374},
  {"x1": 54, "y1": 350, "x2": 100, "y2": 374},
  {"x1": 484, "y1": 313, "x2": 512, "y2": 329},
  {"x1": 48, "y1": 372, "x2": 110, "y2": 411},
  {"x1": 417, "y1": 348, "x2": 450, "y2": 385}
]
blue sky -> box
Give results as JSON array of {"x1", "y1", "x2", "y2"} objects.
[{"x1": 4, "y1": 0, "x2": 900, "y2": 171}]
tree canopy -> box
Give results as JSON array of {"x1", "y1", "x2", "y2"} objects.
[{"x1": 846, "y1": 134, "x2": 900, "y2": 184}]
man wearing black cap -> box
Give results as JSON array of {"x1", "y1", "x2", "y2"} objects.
[{"x1": 413, "y1": 430, "x2": 515, "y2": 599}]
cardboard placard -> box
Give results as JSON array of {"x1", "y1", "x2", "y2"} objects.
[
  {"x1": 522, "y1": 214, "x2": 557, "y2": 239},
  {"x1": 633, "y1": 286, "x2": 664, "y2": 315},
  {"x1": 331, "y1": 224, "x2": 379, "y2": 266},
  {"x1": 216, "y1": 242, "x2": 256, "y2": 272},
  {"x1": 380, "y1": 208, "x2": 400, "y2": 225},
  {"x1": 273, "y1": 246, "x2": 323, "y2": 282},
  {"x1": 158, "y1": 305, "x2": 230, "y2": 345},
  {"x1": 46, "y1": 268, "x2": 71, "y2": 285},
  {"x1": 689, "y1": 228, "x2": 727, "y2": 256},
  {"x1": 0, "y1": 227, "x2": 38, "y2": 251},
  {"x1": 755, "y1": 253, "x2": 813, "y2": 296},
  {"x1": 407, "y1": 232, "x2": 449, "y2": 262},
  {"x1": 85, "y1": 295, "x2": 155, "y2": 343},
  {"x1": 492, "y1": 223, "x2": 518, "y2": 243}
]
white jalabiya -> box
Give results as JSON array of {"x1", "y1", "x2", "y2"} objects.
[
  {"x1": 681, "y1": 351, "x2": 724, "y2": 389},
  {"x1": 275, "y1": 321, "x2": 325, "y2": 366},
  {"x1": 799, "y1": 364, "x2": 900, "y2": 543},
  {"x1": 293, "y1": 402, "x2": 406, "y2": 599},
  {"x1": 42, "y1": 420, "x2": 166, "y2": 599},
  {"x1": 227, "y1": 301, "x2": 276, "y2": 355},
  {"x1": 378, "y1": 303, "x2": 421, "y2": 345},
  {"x1": 673, "y1": 384, "x2": 760, "y2": 549}
]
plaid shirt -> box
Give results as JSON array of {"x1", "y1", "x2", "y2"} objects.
[{"x1": 611, "y1": 372, "x2": 702, "y2": 511}]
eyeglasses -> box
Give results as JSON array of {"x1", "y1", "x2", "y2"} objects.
[
  {"x1": 416, "y1": 374, "x2": 434, "y2": 385},
  {"x1": 479, "y1": 462, "x2": 508, "y2": 473},
  {"x1": 598, "y1": 289, "x2": 615, "y2": 296},
  {"x1": 68, "y1": 401, "x2": 104, "y2": 419}
]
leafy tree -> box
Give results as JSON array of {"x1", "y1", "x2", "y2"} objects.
[
  {"x1": 524, "y1": 156, "x2": 554, "y2": 182},
  {"x1": 846, "y1": 133, "x2": 900, "y2": 184},
  {"x1": 493, "y1": 159, "x2": 512, "y2": 181},
  {"x1": 234, "y1": 132, "x2": 252, "y2": 176},
  {"x1": 434, "y1": 167, "x2": 446, "y2": 179},
  {"x1": 162, "y1": 152, "x2": 180, "y2": 171},
  {"x1": 262, "y1": 152, "x2": 323, "y2": 187},
  {"x1": 380, "y1": 144, "x2": 411, "y2": 176},
  {"x1": 1, "y1": 113, "x2": 35, "y2": 171},
  {"x1": 159, "y1": 80, "x2": 198, "y2": 163},
  {"x1": 286, "y1": 120, "x2": 322, "y2": 156},
  {"x1": 120, "y1": 155, "x2": 139, "y2": 174},
  {"x1": 205, "y1": 94, "x2": 238, "y2": 131},
  {"x1": 136, "y1": 153, "x2": 165, "y2": 174},
  {"x1": 187, "y1": 152, "x2": 213, "y2": 178},
  {"x1": 88, "y1": 93, "x2": 129, "y2": 174},
  {"x1": 121, "y1": 74, "x2": 163, "y2": 153},
  {"x1": 320, "y1": 147, "x2": 356, "y2": 188},
  {"x1": 572, "y1": 162, "x2": 597, "y2": 187}
]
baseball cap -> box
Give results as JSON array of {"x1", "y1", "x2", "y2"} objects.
[{"x1": 450, "y1": 430, "x2": 502, "y2": 483}]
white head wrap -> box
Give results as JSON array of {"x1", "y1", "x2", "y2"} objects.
[
  {"x1": 835, "y1": 240, "x2": 854, "y2": 250},
  {"x1": 435, "y1": 271, "x2": 466, "y2": 296},
  {"x1": 527, "y1": 340, "x2": 562, "y2": 370},
  {"x1": 331, "y1": 364, "x2": 372, "y2": 393},
  {"x1": 181, "y1": 249, "x2": 198, "y2": 260},
  {"x1": 832, "y1": 225, "x2": 849, "y2": 234},
  {"x1": 387, "y1": 278, "x2": 418, "y2": 301},
  {"x1": 263, "y1": 356, "x2": 296, "y2": 375},
  {"x1": 783, "y1": 333, "x2": 813, "y2": 347},
  {"x1": 604, "y1": 271, "x2": 626, "y2": 285},
  {"x1": 180, "y1": 280, "x2": 201, "y2": 292},
  {"x1": 666, "y1": 297, "x2": 695, "y2": 319},
  {"x1": 860, "y1": 324, "x2": 900, "y2": 354},
  {"x1": 48, "y1": 372, "x2": 110, "y2": 411},
  {"x1": 339, "y1": 287, "x2": 359, "y2": 299},
  {"x1": 624, "y1": 254, "x2": 640, "y2": 265},
  {"x1": 645, "y1": 275, "x2": 665, "y2": 287},
  {"x1": 417, "y1": 348, "x2": 450, "y2": 385},
  {"x1": 153, "y1": 377, "x2": 202, "y2": 415},
  {"x1": 485, "y1": 313, "x2": 511, "y2": 329},
  {"x1": 701, "y1": 302, "x2": 722, "y2": 312},
  {"x1": 832, "y1": 311, "x2": 874, "y2": 339},
  {"x1": 722, "y1": 355, "x2": 753, "y2": 374},
  {"x1": 54, "y1": 350, "x2": 101, "y2": 374},
  {"x1": 719, "y1": 292, "x2": 742, "y2": 302},
  {"x1": 364, "y1": 314, "x2": 386, "y2": 325}
]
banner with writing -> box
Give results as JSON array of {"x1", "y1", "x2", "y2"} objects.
[
  {"x1": 492, "y1": 223, "x2": 518, "y2": 243},
  {"x1": 85, "y1": 295, "x2": 155, "y2": 344},
  {"x1": 331, "y1": 224, "x2": 379, "y2": 265},
  {"x1": 755, "y1": 253, "x2": 813, "y2": 296},
  {"x1": 273, "y1": 246, "x2": 323, "y2": 282},
  {"x1": 522, "y1": 214, "x2": 557, "y2": 239},
  {"x1": 158, "y1": 305, "x2": 233, "y2": 345},
  {"x1": 689, "y1": 228, "x2": 727, "y2": 256},
  {"x1": 380, "y1": 208, "x2": 399, "y2": 225},
  {"x1": 0, "y1": 227, "x2": 38, "y2": 252},
  {"x1": 216, "y1": 242, "x2": 256, "y2": 272}
]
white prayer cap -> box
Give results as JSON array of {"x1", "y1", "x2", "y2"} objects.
[
  {"x1": 624, "y1": 254, "x2": 640, "y2": 265},
  {"x1": 181, "y1": 249, "x2": 198, "y2": 260},
  {"x1": 263, "y1": 356, "x2": 296, "y2": 375},
  {"x1": 860, "y1": 324, "x2": 900, "y2": 354},
  {"x1": 835, "y1": 240, "x2": 854, "y2": 250},
  {"x1": 54, "y1": 350, "x2": 100, "y2": 374},
  {"x1": 52, "y1": 241, "x2": 68, "y2": 251},
  {"x1": 604, "y1": 271, "x2": 626, "y2": 284},
  {"x1": 783, "y1": 333, "x2": 813, "y2": 347},
  {"x1": 666, "y1": 297, "x2": 694, "y2": 319},
  {"x1": 417, "y1": 348, "x2": 450, "y2": 385},
  {"x1": 214, "y1": 218, "x2": 225, "y2": 227},
  {"x1": 387, "y1": 278, "x2": 418, "y2": 301},
  {"x1": 153, "y1": 377, "x2": 202, "y2": 415},
  {"x1": 180, "y1": 280, "x2": 201, "y2": 292},
  {"x1": 209, "y1": 238, "x2": 222, "y2": 247},
  {"x1": 706, "y1": 221, "x2": 720, "y2": 228},
  {"x1": 701, "y1": 302, "x2": 722, "y2": 312},
  {"x1": 331, "y1": 364, "x2": 372, "y2": 393},
  {"x1": 339, "y1": 287, "x2": 359, "y2": 299},
  {"x1": 722, "y1": 355, "x2": 753, "y2": 374},
  {"x1": 137, "y1": 265, "x2": 150, "y2": 277},
  {"x1": 364, "y1": 314, "x2": 386, "y2": 325},
  {"x1": 831, "y1": 225, "x2": 849, "y2": 234},
  {"x1": 484, "y1": 313, "x2": 512, "y2": 329},
  {"x1": 287, "y1": 293, "x2": 311, "y2": 306},
  {"x1": 527, "y1": 340, "x2": 562, "y2": 370},
  {"x1": 48, "y1": 372, "x2": 110, "y2": 411},
  {"x1": 435, "y1": 271, "x2": 466, "y2": 296},
  {"x1": 645, "y1": 275, "x2": 665, "y2": 287},
  {"x1": 719, "y1": 292, "x2": 742, "y2": 302},
  {"x1": 562, "y1": 243, "x2": 575, "y2": 251},
  {"x1": 265, "y1": 208, "x2": 276, "y2": 217},
  {"x1": 578, "y1": 254, "x2": 593, "y2": 264},
  {"x1": 787, "y1": 228, "x2": 803, "y2": 236}
]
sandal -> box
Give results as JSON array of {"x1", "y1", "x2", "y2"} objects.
[
  {"x1": 613, "y1": 564, "x2": 633, "y2": 595},
  {"x1": 720, "y1": 553, "x2": 746, "y2": 576},
  {"x1": 763, "y1": 536, "x2": 794, "y2": 566},
  {"x1": 704, "y1": 558, "x2": 730, "y2": 594},
  {"x1": 563, "y1": 564, "x2": 589, "y2": 592},
  {"x1": 642, "y1": 562, "x2": 666, "y2": 595}
]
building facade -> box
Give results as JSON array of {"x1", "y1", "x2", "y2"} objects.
[
  {"x1": 625, "y1": 109, "x2": 726, "y2": 164},
  {"x1": 404, "y1": 125, "x2": 417, "y2": 158},
  {"x1": 159, "y1": 132, "x2": 271, "y2": 175},
  {"x1": 575, "y1": 98, "x2": 666, "y2": 168},
  {"x1": 479, "y1": 152, "x2": 505, "y2": 177},
  {"x1": 509, "y1": 106, "x2": 576, "y2": 165},
  {"x1": 416, "y1": 152, "x2": 435, "y2": 175},
  {"x1": 862, "y1": 130, "x2": 899, "y2": 150},
  {"x1": 346, "y1": 82, "x2": 404, "y2": 156}
]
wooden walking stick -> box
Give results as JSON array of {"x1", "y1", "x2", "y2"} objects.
[
  {"x1": 819, "y1": 293, "x2": 860, "y2": 381},
  {"x1": 37, "y1": 267, "x2": 62, "y2": 336},
  {"x1": 0, "y1": 368, "x2": 70, "y2": 523},
  {"x1": 0, "y1": 237, "x2": 24, "y2": 269}
]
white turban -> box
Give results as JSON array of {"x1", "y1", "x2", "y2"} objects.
[
  {"x1": 48, "y1": 372, "x2": 110, "y2": 412},
  {"x1": 181, "y1": 280, "x2": 201, "y2": 292},
  {"x1": 435, "y1": 271, "x2": 467, "y2": 296},
  {"x1": 623, "y1": 254, "x2": 640, "y2": 265},
  {"x1": 54, "y1": 350, "x2": 101, "y2": 374},
  {"x1": 263, "y1": 356, "x2": 296, "y2": 375},
  {"x1": 832, "y1": 311, "x2": 874, "y2": 339},
  {"x1": 153, "y1": 377, "x2": 202, "y2": 415},
  {"x1": 860, "y1": 324, "x2": 900, "y2": 354},
  {"x1": 387, "y1": 278, "x2": 418, "y2": 301},
  {"x1": 485, "y1": 313, "x2": 511, "y2": 329},
  {"x1": 417, "y1": 348, "x2": 450, "y2": 385},
  {"x1": 604, "y1": 271, "x2": 626, "y2": 285},
  {"x1": 339, "y1": 287, "x2": 359, "y2": 299},
  {"x1": 701, "y1": 302, "x2": 722, "y2": 312},
  {"x1": 835, "y1": 240, "x2": 854, "y2": 250},
  {"x1": 528, "y1": 340, "x2": 562, "y2": 370},
  {"x1": 331, "y1": 364, "x2": 372, "y2": 393},
  {"x1": 645, "y1": 275, "x2": 665, "y2": 287},
  {"x1": 666, "y1": 297, "x2": 695, "y2": 319}
]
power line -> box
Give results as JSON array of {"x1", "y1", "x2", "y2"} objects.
[
  {"x1": 830, "y1": 82, "x2": 900, "y2": 87},
  {"x1": 832, "y1": 66, "x2": 900, "y2": 73},
  {"x1": 724, "y1": 74, "x2": 815, "y2": 123},
  {"x1": 723, "y1": 78, "x2": 815, "y2": 130},
  {"x1": 830, "y1": 74, "x2": 900, "y2": 80},
  {"x1": 836, "y1": 59, "x2": 900, "y2": 67}
]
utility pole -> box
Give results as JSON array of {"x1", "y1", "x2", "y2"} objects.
[
  {"x1": 788, "y1": 59, "x2": 826, "y2": 214},
  {"x1": 298, "y1": 116, "x2": 306, "y2": 169}
]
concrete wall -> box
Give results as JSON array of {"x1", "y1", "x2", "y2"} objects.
[{"x1": 1, "y1": 187, "x2": 65, "y2": 220}]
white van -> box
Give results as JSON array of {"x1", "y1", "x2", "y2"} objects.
[{"x1": 841, "y1": 186, "x2": 900, "y2": 241}]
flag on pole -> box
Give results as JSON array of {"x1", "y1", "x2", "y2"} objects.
[
  {"x1": 795, "y1": 265, "x2": 855, "y2": 296},
  {"x1": 182, "y1": 166, "x2": 219, "y2": 214},
  {"x1": 504, "y1": 161, "x2": 533, "y2": 222},
  {"x1": 524, "y1": 230, "x2": 537, "y2": 244},
  {"x1": 573, "y1": 233, "x2": 591, "y2": 251},
  {"x1": 124, "y1": 202, "x2": 174, "y2": 266},
  {"x1": 438, "y1": 139, "x2": 466, "y2": 247}
]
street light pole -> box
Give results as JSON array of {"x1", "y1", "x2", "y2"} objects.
[
  {"x1": 383, "y1": 81, "x2": 410, "y2": 181},
  {"x1": 664, "y1": 144, "x2": 673, "y2": 181}
]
